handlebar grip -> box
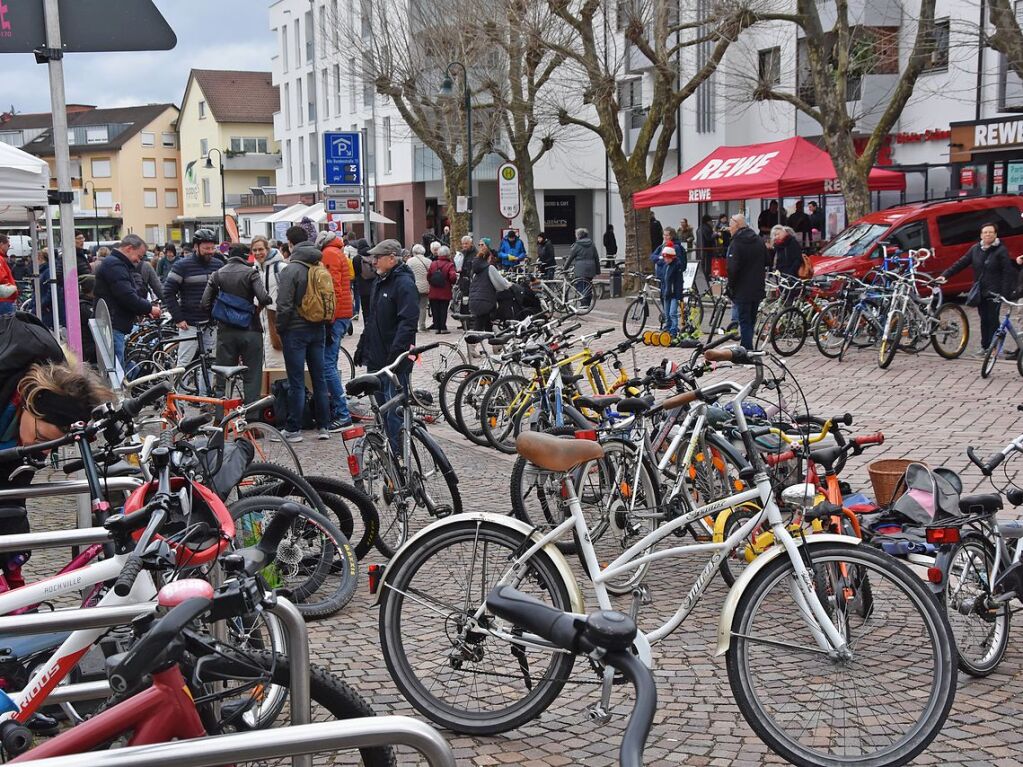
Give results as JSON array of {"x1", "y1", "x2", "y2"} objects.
[
  {"x1": 120, "y1": 382, "x2": 173, "y2": 419},
  {"x1": 853, "y1": 432, "x2": 884, "y2": 447},
  {"x1": 407, "y1": 342, "x2": 440, "y2": 357},
  {"x1": 1006, "y1": 487, "x2": 1023, "y2": 506},
  {"x1": 486, "y1": 585, "x2": 583, "y2": 653},
  {"x1": 113, "y1": 553, "x2": 144, "y2": 597},
  {"x1": 705, "y1": 344, "x2": 754, "y2": 364},
  {"x1": 0, "y1": 446, "x2": 25, "y2": 464},
  {"x1": 836, "y1": 413, "x2": 854, "y2": 427},
  {"x1": 765, "y1": 450, "x2": 796, "y2": 466},
  {"x1": 967, "y1": 446, "x2": 1004, "y2": 476}
]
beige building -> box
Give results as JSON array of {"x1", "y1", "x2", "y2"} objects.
[
  {"x1": 0, "y1": 103, "x2": 183, "y2": 245},
  {"x1": 178, "y1": 70, "x2": 281, "y2": 242}
]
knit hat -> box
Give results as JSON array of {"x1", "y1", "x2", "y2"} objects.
[
  {"x1": 662, "y1": 246, "x2": 676, "y2": 257},
  {"x1": 315, "y1": 230, "x2": 338, "y2": 249}
]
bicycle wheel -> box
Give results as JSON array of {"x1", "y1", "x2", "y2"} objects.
[
  {"x1": 454, "y1": 368, "x2": 498, "y2": 447},
  {"x1": 229, "y1": 462, "x2": 329, "y2": 519},
  {"x1": 680, "y1": 289, "x2": 704, "y2": 336},
  {"x1": 622, "y1": 296, "x2": 649, "y2": 339},
  {"x1": 410, "y1": 341, "x2": 468, "y2": 420},
  {"x1": 198, "y1": 650, "x2": 396, "y2": 767},
  {"x1": 306, "y1": 475, "x2": 380, "y2": 561},
  {"x1": 379, "y1": 519, "x2": 575, "y2": 734},
  {"x1": 238, "y1": 422, "x2": 302, "y2": 474},
  {"x1": 878, "y1": 310, "x2": 903, "y2": 369},
  {"x1": 981, "y1": 335, "x2": 1001, "y2": 378},
  {"x1": 408, "y1": 427, "x2": 462, "y2": 522},
  {"x1": 480, "y1": 374, "x2": 531, "y2": 453},
  {"x1": 930, "y1": 303, "x2": 970, "y2": 359},
  {"x1": 228, "y1": 496, "x2": 357, "y2": 619},
  {"x1": 812, "y1": 302, "x2": 849, "y2": 358},
  {"x1": 564, "y1": 280, "x2": 594, "y2": 316},
  {"x1": 439, "y1": 363, "x2": 478, "y2": 432},
  {"x1": 940, "y1": 533, "x2": 1010, "y2": 677},
  {"x1": 727, "y1": 542, "x2": 956, "y2": 767},
  {"x1": 179, "y1": 359, "x2": 228, "y2": 398},
  {"x1": 353, "y1": 432, "x2": 405, "y2": 558},
  {"x1": 769, "y1": 307, "x2": 808, "y2": 356},
  {"x1": 509, "y1": 426, "x2": 578, "y2": 555},
  {"x1": 851, "y1": 300, "x2": 883, "y2": 347},
  {"x1": 338, "y1": 346, "x2": 356, "y2": 380}
]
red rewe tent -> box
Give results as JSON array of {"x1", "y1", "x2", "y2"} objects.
[{"x1": 633, "y1": 136, "x2": 905, "y2": 208}]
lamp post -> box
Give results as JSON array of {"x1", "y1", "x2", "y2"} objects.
[
  {"x1": 438, "y1": 61, "x2": 472, "y2": 237},
  {"x1": 82, "y1": 179, "x2": 99, "y2": 247},
  {"x1": 205, "y1": 148, "x2": 228, "y2": 241}
]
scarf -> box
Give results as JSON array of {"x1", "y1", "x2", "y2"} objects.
[{"x1": 981, "y1": 237, "x2": 1001, "y2": 250}]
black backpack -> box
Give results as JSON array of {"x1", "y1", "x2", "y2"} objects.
[
  {"x1": 269, "y1": 379, "x2": 315, "y2": 430},
  {"x1": 0, "y1": 312, "x2": 64, "y2": 406}
]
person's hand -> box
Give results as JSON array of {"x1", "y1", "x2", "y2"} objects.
[
  {"x1": 177, "y1": 320, "x2": 188, "y2": 330},
  {"x1": 150, "y1": 305, "x2": 162, "y2": 319},
  {"x1": 1016, "y1": 255, "x2": 1023, "y2": 265},
  {"x1": 934, "y1": 276, "x2": 947, "y2": 284}
]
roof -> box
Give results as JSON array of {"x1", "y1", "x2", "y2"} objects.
[
  {"x1": 633, "y1": 137, "x2": 905, "y2": 208},
  {"x1": 14, "y1": 103, "x2": 177, "y2": 156},
  {"x1": 187, "y1": 70, "x2": 279, "y2": 124}
]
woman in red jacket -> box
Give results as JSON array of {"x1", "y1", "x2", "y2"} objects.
[
  {"x1": 426, "y1": 245, "x2": 458, "y2": 333},
  {"x1": 316, "y1": 231, "x2": 354, "y2": 429}
]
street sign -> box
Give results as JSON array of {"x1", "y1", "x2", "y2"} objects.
[
  {"x1": 323, "y1": 132, "x2": 362, "y2": 186},
  {"x1": 0, "y1": 0, "x2": 176, "y2": 54},
  {"x1": 324, "y1": 185, "x2": 362, "y2": 197},
  {"x1": 498, "y1": 162, "x2": 520, "y2": 219},
  {"x1": 326, "y1": 197, "x2": 363, "y2": 213}
]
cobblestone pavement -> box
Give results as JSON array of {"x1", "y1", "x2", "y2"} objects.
[{"x1": 23, "y1": 295, "x2": 1023, "y2": 765}]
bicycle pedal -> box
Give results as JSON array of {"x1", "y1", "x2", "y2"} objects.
[
  {"x1": 585, "y1": 702, "x2": 613, "y2": 724},
  {"x1": 432, "y1": 504, "x2": 454, "y2": 519}
]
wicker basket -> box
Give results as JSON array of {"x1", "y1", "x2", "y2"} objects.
[{"x1": 868, "y1": 459, "x2": 916, "y2": 506}]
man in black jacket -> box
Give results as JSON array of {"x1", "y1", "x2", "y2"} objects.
[
  {"x1": 163, "y1": 228, "x2": 224, "y2": 371},
  {"x1": 725, "y1": 214, "x2": 767, "y2": 349},
  {"x1": 536, "y1": 232, "x2": 556, "y2": 278},
  {"x1": 201, "y1": 243, "x2": 271, "y2": 404},
  {"x1": 94, "y1": 234, "x2": 161, "y2": 373},
  {"x1": 355, "y1": 238, "x2": 418, "y2": 450}
]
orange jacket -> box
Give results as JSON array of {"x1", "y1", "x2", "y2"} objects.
[
  {"x1": 321, "y1": 243, "x2": 353, "y2": 320},
  {"x1": 0, "y1": 257, "x2": 17, "y2": 304}
]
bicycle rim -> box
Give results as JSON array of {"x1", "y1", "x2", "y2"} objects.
[
  {"x1": 623, "y1": 298, "x2": 648, "y2": 339},
  {"x1": 240, "y1": 423, "x2": 302, "y2": 474},
  {"x1": 942, "y1": 536, "x2": 1010, "y2": 676},
  {"x1": 356, "y1": 435, "x2": 408, "y2": 557}
]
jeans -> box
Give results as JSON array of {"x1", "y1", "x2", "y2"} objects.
[
  {"x1": 979, "y1": 297, "x2": 1001, "y2": 350},
  {"x1": 575, "y1": 278, "x2": 594, "y2": 308},
  {"x1": 429, "y1": 299, "x2": 449, "y2": 331},
  {"x1": 281, "y1": 326, "x2": 329, "y2": 432},
  {"x1": 214, "y1": 325, "x2": 264, "y2": 404},
  {"x1": 113, "y1": 329, "x2": 127, "y2": 373},
  {"x1": 374, "y1": 371, "x2": 409, "y2": 454},
  {"x1": 662, "y1": 296, "x2": 679, "y2": 335},
  {"x1": 324, "y1": 318, "x2": 352, "y2": 423},
  {"x1": 0, "y1": 303, "x2": 14, "y2": 316},
  {"x1": 735, "y1": 300, "x2": 761, "y2": 350},
  {"x1": 417, "y1": 294, "x2": 429, "y2": 331}
]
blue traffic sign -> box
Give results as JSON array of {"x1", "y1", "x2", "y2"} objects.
[{"x1": 323, "y1": 132, "x2": 362, "y2": 186}]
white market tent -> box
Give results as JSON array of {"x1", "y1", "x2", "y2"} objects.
[
  {"x1": 255, "y1": 203, "x2": 310, "y2": 225},
  {"x1": 0, "y1": 142, "x2": 48, "y2": 218}
]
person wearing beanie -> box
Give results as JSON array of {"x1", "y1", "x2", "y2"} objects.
[{"x1": 655, "y1": 245, "x2": 685, "y2": 337}]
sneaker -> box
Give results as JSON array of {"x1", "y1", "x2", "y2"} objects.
[
  {"x1": 317, "y1": 429, "x2": 330, "y2": 440},
  {"x1": 280, "y1": 429, "x2": 303, "y2": 443},
  {"x1": 328, "y1": 418, "x2": 353, "y2": 433}
]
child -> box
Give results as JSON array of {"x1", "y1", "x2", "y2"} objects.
[{"x1": 657, "y1": 246, "x2": 685, "y2": 337}]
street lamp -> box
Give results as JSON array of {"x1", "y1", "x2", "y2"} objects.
[
  {"x1": 438, "y1": 61, "x2": 472, "y2": 237},
  {"x1": 205, "y1": 148, "x2": 228, "y2": 241},
  {"x1": 82, "y1": 179, "x2": 99, "y2": 247}
]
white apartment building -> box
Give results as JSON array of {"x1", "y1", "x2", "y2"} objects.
[{"x1": 268, "y1": 0, "x2": 1023, "y2": 252}]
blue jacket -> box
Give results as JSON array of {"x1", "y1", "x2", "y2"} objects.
[
  {"x1": 497, "y1": 236, "x2": 526, "y2": 268},
  {"x1": 656, "y1": 258, "x2": 686, "y2": 300},
  {"x1": 95, "y1": 250, "x2": 153, "y2": 333},
  {"x1": 163, "y1": 254, "x2": 224, "y2": 326},
  {"x1": 355, "y1": 263, "x2": 419, "y2": 374}
]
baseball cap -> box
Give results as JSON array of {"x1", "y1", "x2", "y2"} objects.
[{"x1": 368, "y1": 239, "x2": 402, "y2": 256}]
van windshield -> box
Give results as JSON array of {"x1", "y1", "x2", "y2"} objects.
[{"x1": 820, "y1": 223, "x2": 891, "y2": 258}]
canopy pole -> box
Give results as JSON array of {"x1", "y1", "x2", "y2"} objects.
[
  {"x1": 28, "y1": 212, "x2": 40, "y2": 321},
  {"x1": 44, "y1": 204, "x2": 58, "y2": 333}
]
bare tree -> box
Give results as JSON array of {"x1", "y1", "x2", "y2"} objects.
[
  {"x1": 987, "y1": 0, "x2": 1023, "y2": 82},
  {"x1": 546, "y1": 0, "x2": 757, "y2": 274},
  {"x1": 748, "y1": 0, "x2": 938, "y2": 219}
]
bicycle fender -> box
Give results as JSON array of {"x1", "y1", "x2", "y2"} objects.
[
  {"x1": 373, "y1": 512, "x2": 585, "y2": 614},
  {"x1": 715, "y1": 533, "x2": 859, "y2": 656},
  {"x1": 410, "y1": 424, "x2": 458, "y2": 483}
]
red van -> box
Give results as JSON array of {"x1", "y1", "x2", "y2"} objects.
[{"x1": 812, "y1": 195, "x2": 1023, "y2": 295}]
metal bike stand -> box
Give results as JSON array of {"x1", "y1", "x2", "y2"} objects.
[
  {"x1": 265, "y1": 597, "x2": 312, "y2": 767},
  {"x1": 0, "y1": 477, "x2": 142, "y2": 503},
  {"x1": 12, "y1": 717, "x2": 457, "y2": 767},
  {"x1": 0, "y1": 527, "x2": 110, "y2": 552}
]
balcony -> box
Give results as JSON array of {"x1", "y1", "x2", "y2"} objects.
[
  {"x1": 237, "y1": 192, "x2": 277, "y2": 208},
  {"x1": 223, "y1": 152, "x2": 282, "y2": 172}
]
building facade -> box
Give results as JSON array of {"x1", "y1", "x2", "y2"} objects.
[
  {"x1": 177, "y1": 69, "x2": 281, "y2": 244},
  {"x1": 0, "y1": 103, "x2": 183, "y2": 245}
]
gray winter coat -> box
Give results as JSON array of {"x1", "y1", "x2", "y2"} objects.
[
  {"x1": 564, "y1": 238, "x2": 601, "y2": 280},
  {"x1": 275, "y1": 243, "x2": 324, "y2": 335},
  {"x1": 201, "y1": 256, "x2": 271, "y2": 332}
]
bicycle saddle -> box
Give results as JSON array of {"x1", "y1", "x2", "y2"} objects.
[
  {"x1": 345, "y1": 374, "x2": 383, "y2": 397},
  {"x1": 958, "y1": 493, "x2": 1002, "y2": 516},
  {"x1": 515, "y1": 431, "x2": 604, "y2": 472},
  {"x1": 464, "y1": 333, "x2": 493, "y2": 344},
  {"x1": 574, "y1": 395, "x2": 622, "y2": 412},
  {"x1": 211, "y1": 365, "x2": 247, "y2": 380},
  {"x1": 616, "y1": 396, "x2": 654, "y2": 415},
  {"x1": 560, "y1": 372, "x2": 584, "y2": 386}
]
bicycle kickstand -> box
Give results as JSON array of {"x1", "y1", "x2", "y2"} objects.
[{"x1": 586, "y1": 666, "x2": 616, "y2": 725}]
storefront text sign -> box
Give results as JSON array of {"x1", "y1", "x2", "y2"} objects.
[{"x1": 951, "y1": 117, "x2": 1023, "y2": 162}]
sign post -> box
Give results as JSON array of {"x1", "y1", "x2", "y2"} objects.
[
  {"x1": 498, "y1": 162, "x2": 520, "y2": 221},
  {"x1": 323, "y1": 130, "x2": 370, "y2": 242}
]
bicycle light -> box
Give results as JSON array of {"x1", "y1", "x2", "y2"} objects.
[
  {"x1": 925, "y1": 527, "x2": 961, "y2": 545},
  {"x1": 367, "y1": 564, "x2": 382, "y2": 594},
  {"x1": 347, "y1": 454, "x2": 360, "y2": 477},
  {"x1": 341, "y1": 426, "x2": 366, "y2": 441}
]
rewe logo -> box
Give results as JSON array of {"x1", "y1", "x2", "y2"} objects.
[
  {"x1": 824, "y1": 178, "x2": 842, "y2": 192},
  {"x1": 691, "y1": 151, "x2": 779, "y2": 181},
  {"x1": 0, "y1": 2, "x2": 11, "y2": 36},
  {"x1": 688, "y1": 189, "x2": 712, "y2": 201}
]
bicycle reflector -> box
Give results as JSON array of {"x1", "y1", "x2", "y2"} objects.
[
  {"x1": 574, "y1": 429, "x2": 598, "y2": 441},
  {"x1": 925, "y1": 527, "x2": 961, "y2": 545},
  {"x1": 367, "y1": 564, "x2": 382, "y2": 594},
  {"x1": 341, "y1": 426, "x2": 366, "y2": 441},
  {"x1": 347, "y1": 454, "x2": 360, "y2": 477},
  {"x1": 927, "y1": 567, "x2": 943, "y2": 585}
]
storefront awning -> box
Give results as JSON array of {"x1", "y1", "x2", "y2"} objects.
[{"x1": 633, "y1": 137, "x2": 905, "y2": 209}]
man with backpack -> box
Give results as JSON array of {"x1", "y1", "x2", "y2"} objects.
[
  {"x1": 274, "y1": 226, "x2": 335, "y2": 442},
  {"x1": 200, "y1": 243, "x2": 271, "y2": 405}
]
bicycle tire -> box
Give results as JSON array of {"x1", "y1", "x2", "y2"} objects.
[
  {"x1": 726, "y1": 542, "x2": 956, "y2": 767},
  {"x1": 981, "y1": 334, "x2": 1002, "y2": 378},
  {"x1": 454, "y1": 368, "x2": 499, "y2": 447},
  {"x1": 439, "y1": 363, "x2": 478, "y2": 432},
  {"x1": 480, "y1": 374, "x2": 531, "y2": 453},
  {"x1": 812, "y1": 302, "x2": 849, "y2": 358},
  {"x1": 877, "y1": 310, "x2": 903, "y2": 369},
  {"x1": 409, "y1": 427, "x2": 462, "y2": 524},
  {"x1": 230, "y1": 462, "x2": 329, "y2": 518},
  {"x1": 201, "y1": 650, "x2": 396, "y2": 767},
  {"x1": 351, "y1": 433, "x2": 404, "y2": 558},
  {"x1": 306, "y1": 475, "x2": 380, "y2": 561},
  {"x1": 509, "y1": 425, "x2": 579, "y2": 555},
  {"x1": 238, "y1": 422, "x2": 302, "y2": 474},
  {"x1": 622, "y1": 296, "x2": 649, "y2": 339},
  {"x1": 681, "y1": 289, "x2": 704, "y2": 335},
  {"x1": 228, "y1": 496, "x2": 357, "y2": 619},
  {"x1": 930, "y1": 303, "x2": 970, "y2": 359},
  {"x1": 769, "y1": 307, "x2": 808, "y2": 357},
  {"x1": 939, "y1": 533, "x2": 1010, "y2": 677},
  {"x1": 338, "y1": 346, "x2": 356, "y2": 381},
  {"x1": 379, "y1": 519, "x2": 575, "y2": 735},
  {"x1": 564, "y1": 280, "x2": 594, "y2": 316}
]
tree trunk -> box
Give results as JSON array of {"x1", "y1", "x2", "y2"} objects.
[
  {"x1": 820, "y1": 128, "x2": 872, "y2": 221},
  {"x1": 517, "y1": 158, "x2": 541, "y2": 259},
  {"x1": 442, "y1": 162, "x2": 470, "y2": 245},
  {"x1": 621, "y1": 195, "x2": 653, "y2": 284},
  {"x1": 988, "y1": 0, "x2": 1023, "y2": 83}
]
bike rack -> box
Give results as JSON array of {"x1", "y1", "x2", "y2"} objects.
[
  {"x1": 11, "y1": 716, "x2": 456, "y2": 767},
  {"x1": 0, "y1": 526, "x2": 109, "y2": 552},
  {"x1": 0, "y1": 477, "x2": 142, "y2": 503}
]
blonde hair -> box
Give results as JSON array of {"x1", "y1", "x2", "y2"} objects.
[
  {"x1": 250, "y1": 236, "x2": 270, "y2": 250},
  {"x1": 18, "y1": 362, "x2": 112, "y2": 426}
]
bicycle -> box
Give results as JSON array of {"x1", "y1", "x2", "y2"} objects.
[
  {"x1": 343, "y1": 343, "x2": 462, "y2": 557},
  {"x1": 534, "y1": 269, "x2": 593, "y2": 317},
  {"x1": 622, "y1": 272, "x2": 702, "y2": 341},
  {"x1": 376, "y1": 344, "x2": 957, "y2": 767},
  {"x1": 979, "y1": 294, "x2": 1023, "y2": 378}
]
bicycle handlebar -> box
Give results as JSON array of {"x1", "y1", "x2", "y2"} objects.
[
  {"x1": 967, "y1": 446, "x2": 1006, "y2": 476},
  {"x1": 704, "y1": 345, "x2": 760, "y2": 365}
]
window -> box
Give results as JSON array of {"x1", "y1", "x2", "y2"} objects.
[
  {"x1": 383, "y1": 116, "x2": 392, "y2": 174},
  {"x1": 163, "y1": 159, "x2": 177, "y2": 178},
  {"x1": 309, "y1": 131, "x2": 317, "y2": 184},
  {"x1": 91, "y1": 158, "x2": 111, "y2": 178},
  {"x1": 284, "y1": 82, "x2": 291, "y2": 130},
  {"x1": 161, "y1": 132, "x2": 176, "y2": 148},
  {"x1": 282, "y1": 25, "x2": 289, "y2": 73},
  {"x1": 257, "y1": 175, "x2": 271, "y2": 187},
  {"x1": 362, "y1": 54, "x2": 374, "y2": 107},
  {"x1": 95, "y1": 190, "x2": 113, "y2": 209},
  {"x1": 142, "y1": 159, "x2": 157, "y2": 178},
  {"x1": 615, "y1": 0, "x2": 637, "y2": 31},
  {"x1": 297, "y1": 79, "x2": 304, "y2": 126},
  {"x1": 298, "y1": 136, "x2": 306, "y2": 184},
  {"x1": 618, "y1": 79, "x2": 644, "y2": 129},
  {"x1": 333, "y1": 64, "x2": 342, "y2": 114},
  {"x1": 695, "y1": 0, "x2": 716, "y2": 133},
  {"x1": 143, "y1": 189, "x2": 158, "y2": 208},
  {"x1": 200, "y1": 138, "x2": 209, "y2": 158},
  {"x1": 285, "y1": 139, "x2": 293, "y2": 186},
  {"x1": 307, "y1": 73, "x2": 316, "y2": 122},
  {"x1": 887, "y1": 221, "x2": 930, "y2": 252},
  {"x1": 293, "y1": 20, "x2": 301, "y2": 69},
  {"x1": 165, "y1": 189, "x2": 179, "y2": 208},
  {"x1": 361, "y1": 0, "x2": 371, "y2": 36},
  {"x1": 145, "y1": 225, "x2": 161, "y2": 244},
  {"x1": 331, "y1": 0, "x2": 339, "y2": 47},
  {"x1": 304, "y1": 10, "x2": 313, "y2": 62},
  {"x1": 758, "y1": 47, "x2": 781, "y2": 87},
  {"x1": 924, "y1": 18, "x2": 950, "y2": 72},
  {"x1": 198, "y1": 100, "x2": 207, "y2": 119},
  {"x1": 66, "y1": 129, "x2": 76, "y2": 145},
  {"x1": 202, "y1": 177, "x2": 211, "y2": 206},
  {"x1": 349, "y1": 67, "x2": 356, "y2": 112},
  {"x1": 229, "y1": 137, "x2": 269, "y2": 154},
  {"x1": 86, "y1": 126, "x2": 108, "y2": 144},
  {"x1": 937, "y1": 207, "x2": 1023, "y2": 245},
  {"x1": 322, "y1": 68, "x2": 330, "y2": 118},
  {"x1": 140, "y1": 132, "x2": 155, "y2": 147},
  {"x1": 70, "y1": 159, "x2": 81, "y2": 178}
]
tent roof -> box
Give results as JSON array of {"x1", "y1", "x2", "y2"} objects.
[
  {"x1": 0, "y1": 142, "x2": 49, "y2": 217},
  {"x1": 633, "y1": 137, "x2": 905, "y2": 209},
  {"x1": 255, "y1": 203, "x2": 311, "y2": 225}
]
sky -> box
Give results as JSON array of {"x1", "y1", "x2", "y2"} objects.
[{"x1": 3, "y1": 0, "x2": 275, "y2": 114}]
